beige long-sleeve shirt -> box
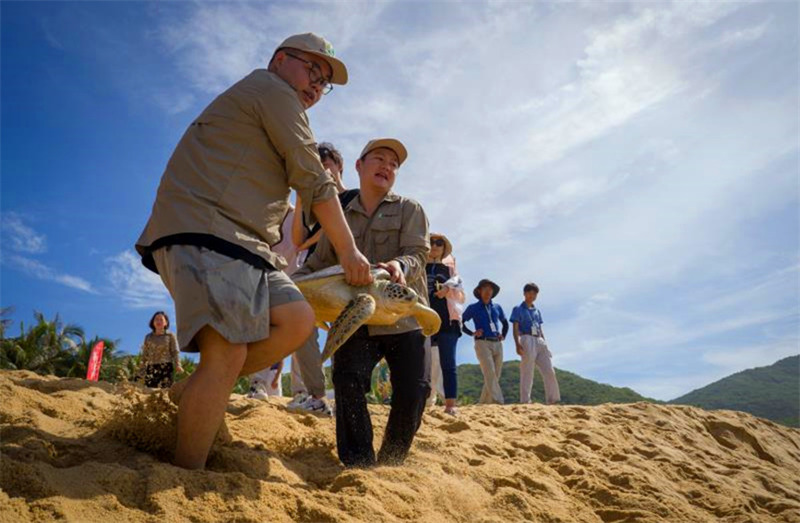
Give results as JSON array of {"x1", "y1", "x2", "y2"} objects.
[
  {"x1": 136, "y1": 69, "x2": 337, "y2": 273},
  {"x1": 296, "y1": 191, "x2": 430, "y2": 335}
]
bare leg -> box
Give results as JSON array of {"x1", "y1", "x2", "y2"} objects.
[
  {"x1": 170, "y1": 301, "x2": 315, "y2": 403},
  {"x1": 168, "y1": 375, "x2": 191, "y2": 405},
  {"x1": 174, "y1": 326, "x2": 247, "y2": 470},
  {"x1": 239, "y1": 300, "x2": 315, "y2": 376},
  {"x1": 444, "y1": 398, "x2": 457, "y2": 414}
]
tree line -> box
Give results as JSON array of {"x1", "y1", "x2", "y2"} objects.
[{"x1": 0, "y1": 307, "x2": 198, "y2": 386}]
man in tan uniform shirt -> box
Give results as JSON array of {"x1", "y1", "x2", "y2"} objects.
[
  {"x1": 136, "y1": 33, "x2": 371, "y2": 469},
  {"x1": 296, "y1": 138, "x2": 431, "y2": 467}
]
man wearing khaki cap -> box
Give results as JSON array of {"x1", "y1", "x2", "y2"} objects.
[
  {"x1": 296, "y1": 138, "x2": 431, "y2": 467},
  {"x1": 135, "y1": 33, "x2": 371, "y2": 470}
]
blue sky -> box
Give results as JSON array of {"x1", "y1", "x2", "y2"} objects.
[{"x1": 1, "y1": 1, "x2": 797, "y2": 400}]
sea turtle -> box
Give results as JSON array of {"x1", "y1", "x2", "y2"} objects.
[{"x1": 293, "y1": 265, "x2": 441, "y2": 361}]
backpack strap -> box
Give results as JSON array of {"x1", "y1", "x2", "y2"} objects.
[{"x1": 306, "y1": 189, "x2": 360, "y2": 255}]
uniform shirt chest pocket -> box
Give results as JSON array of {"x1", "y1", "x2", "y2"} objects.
[{"x1": 371, "y1": 214, "x2": 402, "y2": 261}]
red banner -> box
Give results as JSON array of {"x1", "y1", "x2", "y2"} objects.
[{"x1": 86, "y1": 341, "x2": 105, "y2": 381}]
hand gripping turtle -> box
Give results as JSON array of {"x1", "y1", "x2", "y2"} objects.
[{"x1": 293, "y1": 265, "x2": 441, "y2": 361}]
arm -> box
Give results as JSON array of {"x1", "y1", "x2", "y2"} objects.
[
  {"x1": 513, "y1": 322, "x2": 523, "y2": 356},
  {"x1": 271, "y1": 360, "x2": 284, "y2": 389},
  {"x1": 170, "y1": 334, "x2": 183, "y2": 372},
  {"x1": 255, "y1": 90, "x2": 370, "y2": 285},
  {"x1": 441, "y1": 274, "x2": 465, "y2": 303},
  {"x1": 291, "y1": 194, "x2": 310, "y2": 248},
  {"x1": 294, "y1": 226, "x2": 337, "y2": 278},
  {"x1": 499, "y1": 308, "x2": 509, "y2": 340},
  {"x1": 311, "y1": 197, "x2": 371, "y2": 285},
  {"x1": 297, "y1": 228, "x2": 324, "y2": 252},
  {"x1": 461, "y1": 305, "x2": 482, "y2": 338},
  {"x1": 539, "y1": 311, "x2": 545, "y2": 340}
]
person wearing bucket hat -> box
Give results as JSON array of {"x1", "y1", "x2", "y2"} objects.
[
  {"x1": 135, "y1": 33, "x2": 371, "y2": 470},
  {"x1": 424, "y1": 232, "x2": 465, "y2": 415},
  {"x1": 296, "y1": 137, "x2": 431, "y2": 467},
  {"x1": 462, "y1": 279, "x2": 509, "y2": 404}
]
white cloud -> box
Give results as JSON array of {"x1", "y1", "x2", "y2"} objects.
[
  {"x1": 150, "y1": 90, "x2": 196, "y2": 116},
  {"x1": 106, "y1": 250, "x2": 171, "y2": 309},
  {"x1": 156, "y1": 1, "x2": 388, "y2": 96},
  {"x1": 1, "y1": 212, "x2": 47, "y2": 254},
  {"x1": 144, "y1": 1, "x2": 798, "y2": 398},
  {"x1": 713, "y1": 18, "x2": 771, "y2": 48},
  {"x1": 0, "y1": 213, "x2": 95, "y2": 293},
  {"x1": 4, "y1": 254, "x2": 95, "y2": 293}
]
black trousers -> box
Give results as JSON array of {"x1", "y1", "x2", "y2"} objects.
[{"x1": 332, "y1": 328, "x2": 430, "y2": 468}]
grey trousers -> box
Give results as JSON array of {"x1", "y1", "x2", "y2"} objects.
[
  {"x1": 474, "y1": 339, "x2": 504, "y2": 404},
  {"x1": 291, "y1": 328, "x2": 326, "y2": 398}
]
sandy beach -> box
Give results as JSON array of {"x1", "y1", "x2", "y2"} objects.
[{"x1": 2, "y1": 369, "x2": 799, "y2": 523}]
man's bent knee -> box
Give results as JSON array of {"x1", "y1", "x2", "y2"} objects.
[{"x1": 272, "y1": 300, "x2": 315, "y2": 339}]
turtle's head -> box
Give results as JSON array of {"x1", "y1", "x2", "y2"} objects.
[{"x1": 380, "y1": 282, "x2": 417, "y2": 312}]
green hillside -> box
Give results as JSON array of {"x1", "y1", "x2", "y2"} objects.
[
  {"x1": 670, "y1": 355, "x2": 800, "y2": 427},
  {"x1": 279, "y1": 359, "x2": 655, "y2": 406},
  {"x1": 455, "y1": 360, "x2": 656, "y2": 405}
]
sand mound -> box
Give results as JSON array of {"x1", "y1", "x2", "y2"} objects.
[{"x1": 2, "y1": 370, "x2": 799, "y2": 523}]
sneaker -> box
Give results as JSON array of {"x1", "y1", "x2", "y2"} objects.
[
  {"x1": 287, "y1": 392, "x2": 310, "y2": 410},
  {"x1": 297, "y1": 396, "x2": 333, "y2": 417},
  {"x1": 248, "y1": 380, "x2": 269, "y2": 401}
]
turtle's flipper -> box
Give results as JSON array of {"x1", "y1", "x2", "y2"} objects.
[
  {"x1": 412, "y1": 304, "x2": 442, "y2": 337},
  {"x1": 321, "y1": 294, "x2": 376, "y2": 361}
]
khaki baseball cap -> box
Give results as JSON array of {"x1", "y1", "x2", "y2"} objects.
[
  {"x1": 359, "y1": 138, "x2": 408, "y2": 166},
  {"x1": 276, "y1": 33, "x2": 348, "y2": 85}
]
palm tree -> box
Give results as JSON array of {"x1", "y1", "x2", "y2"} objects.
[
  {"x1": 0, "y1": 306, "x2": 13, "y2": 339},
  {"x1": 0, "y1": 312, "x2": 84, "y2": 376},
  {"x1": 115, "y1": 353, "x2": 142, "y2": 382},
  {"x1": 0, "y1": 307, "x2": 15, "y2": 369}
]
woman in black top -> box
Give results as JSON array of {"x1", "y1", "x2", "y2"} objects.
[{"x1": 426, "y1": 233, "x2": 465, "y2": 415}]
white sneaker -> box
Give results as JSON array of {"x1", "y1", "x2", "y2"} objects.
[
  {"x1": 248, "y1": 382, "x2": 269, "y2": 401},
  {"x1": 287, "y1": 393, "x2": 310, "y2": 411},
  {"x1": 297, "y1": 397, "x2": 333, "y2": 417}
]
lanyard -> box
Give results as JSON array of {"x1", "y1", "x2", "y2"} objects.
[
  {"x1": 484, "y1": 303, "x2": 497, "y2": 334},
  {"x1": 525, "y1": 305, "x2": 539, "y2": 334}
]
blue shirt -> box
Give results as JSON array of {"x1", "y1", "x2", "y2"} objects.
[
  {"x1": 462, "y1": 300, "x2": 508, "y2": 338},
  {"x1": 509, "y1": 301, "x2": 543, "y2": 335}
]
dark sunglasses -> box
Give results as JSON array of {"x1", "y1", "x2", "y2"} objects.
[{"x1": 431, "y1": 239, "x2": 446, "y2": 247}]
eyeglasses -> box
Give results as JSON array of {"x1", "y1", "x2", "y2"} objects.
[
  {"x1": 431, "y1": 239, "x2": 446, "y2": 247},
  {"x1": 283, "y1": 52, "x2": 334, "y2": 95}
]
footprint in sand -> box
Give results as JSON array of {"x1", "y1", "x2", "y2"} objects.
[{"x1": 440, "y1": 420, "x2": 471, "y2": 434}]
